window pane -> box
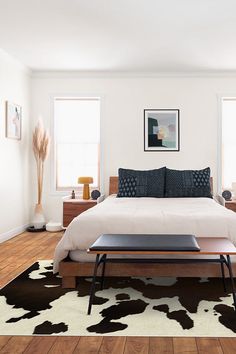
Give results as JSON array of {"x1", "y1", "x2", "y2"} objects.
[
  {"x1": 222, "y1": 99, "x2": 236, "y2": 189},
  {"x1": 55, "y1": 99, "x2": 100, "y2": 143},
  {"x1": 54, "y1": 98, "x2": 100, "y2": 189}
]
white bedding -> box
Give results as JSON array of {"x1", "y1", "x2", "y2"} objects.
[{"x1": 53, "y1": 195, "x2": 236, "y2": 273}]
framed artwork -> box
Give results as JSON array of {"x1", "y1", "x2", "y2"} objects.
[
  {"x1": 144, "y1": 109, "x2": 179, "y2": 151},
  {"x1": 5, "y1": 101, "x2": 22, "y2": 140}
]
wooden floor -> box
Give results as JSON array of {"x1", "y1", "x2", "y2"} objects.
[{"x1": 0, "y1": 231, "x2": 236, "y2": 354}]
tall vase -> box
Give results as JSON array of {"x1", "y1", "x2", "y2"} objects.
[{"x1": 33, "y1": 203, "x2": 46, "y2": 229}]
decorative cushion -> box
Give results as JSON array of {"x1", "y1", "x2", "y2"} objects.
[
  {"x1": 117, "y1": 167, "x2": 166, "y2": 198},
  {"x1": 117, "y1": 176, "x2": 137, "y2": 197},
  {"x1": 165, "y1": 167, "x2": 212, "y2": 198}
]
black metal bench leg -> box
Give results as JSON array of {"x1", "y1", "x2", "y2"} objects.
[
  {"x1": 100, "y1": 254, "x2": 107, "y2": 290},
  {"x1": 87, "y1": 254, "x2": 100, "y2": 315},
  {"x1": 226, "y1": 255, "x2": 236, "y2": 310},
  {"x1": 220, "y1": 255, "x2": 227, "y2": 292}
]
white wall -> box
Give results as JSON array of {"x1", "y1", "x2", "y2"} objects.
[
  {"x1": 31, "y1": 72, "x2": 236, "y2": 222},
  {"x1": 0, "y1": 49, "x2": 31, "y2": 241}
]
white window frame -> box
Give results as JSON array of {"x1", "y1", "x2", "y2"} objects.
[
  {"x1": 50, "y1": 94, "x2": 104, "y2": 196},
  {"x1": 218, "y1": 94, "x2": 236, "y2": 194}
]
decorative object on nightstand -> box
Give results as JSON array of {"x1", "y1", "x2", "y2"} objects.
[
  {"x1": 71, "y1": 190, "x2": 75, "y2": 199},
  {"x1": 222, "y1": 190, "x2": 232, "y2": 201},
  {"x1": 91, "y1": 190, "x2": 101, "y2": 200},
  {"x1": 62, "y1": 197, "x2": 97, "y2": 227},
  {"x1": 31, "y1": 119, "x2": 50, "y2": 230},
  {"x1": 78, "y1": 176, "x2": 93, "y2": 200}
]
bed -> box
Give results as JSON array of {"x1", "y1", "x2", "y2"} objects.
[{"x1": 54, "y1": 176, "x2": 236, "y2": 288}]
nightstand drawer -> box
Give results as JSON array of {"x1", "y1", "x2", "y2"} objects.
[
  {"x1": 63, "y1": 199, "x2": 97, "y2": 227},
  {"x1": 63, "y1": 203, "x2": 94, "y2": 215},
  {"x1": 63, "y1": 215, "x2": 76, "y2": 227},
  {"x1": 225, "y1": 201, "x2": 236, "y2": 212}
]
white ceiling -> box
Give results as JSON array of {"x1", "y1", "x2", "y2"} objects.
[{"x1": 0, "y1": 0, "x2": 236, "y2": 72}]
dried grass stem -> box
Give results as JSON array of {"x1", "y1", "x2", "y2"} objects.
[{"x1": 32, "y1": 120, "x2": 50, "y2": 205}]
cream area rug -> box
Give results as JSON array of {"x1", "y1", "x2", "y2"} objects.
[{"x1": 0, "y1": 260, "x2": 236, "y2": 336}]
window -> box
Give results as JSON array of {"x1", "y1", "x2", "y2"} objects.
[
  {"x1": 221, "y1": 97, "x2": 236, "y2": 190},
  {"x1": 54, "y1": 97, "x2": 100, "y2": 191}
]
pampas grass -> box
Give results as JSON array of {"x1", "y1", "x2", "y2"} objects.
[{"x1": 33, "y1": 120, "x2": 50, "y2": 205}]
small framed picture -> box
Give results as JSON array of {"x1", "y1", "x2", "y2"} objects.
[
  {"x1": 5, "y1": 101, "x2": 22, "y2": 140},
  {"x1": 144, "y1": 109, "x2": 179, "y2": 151}
]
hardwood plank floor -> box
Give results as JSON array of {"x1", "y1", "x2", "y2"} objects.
[
  {"x1": 48, "y1": 337, "x2": 80, "y2": 354},
  {"x1": 73, "y1": 336, "x2": 103, "y2": 353},
  {"x1": 173, "y1": 337, "x2": 198, "y2": 353},
  {"x1": 0, "y1": 231, "x2": 236, "y2": 354},
  {"x1": 124, "y1": 337, "x2": 149, "y2": 354},
  {"x1": 196, "y1": 338, "x2": 224, "y2": 354},
  {"x1": 23, "y1": 337, "x2": 57, "y2": 354},
  {"x1": 98, "y1": 336, "x2": 126, "y2": 354},
  {"x1": 149, "y1": 337, "x2": 173, "y2": 354},
  {"x1": 0, "y1": 336, "x2": 33, "y2": 354}
]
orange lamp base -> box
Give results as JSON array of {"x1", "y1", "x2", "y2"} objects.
[{"x1": 82, "y1": 184, "x2": 90, "y2": 200}]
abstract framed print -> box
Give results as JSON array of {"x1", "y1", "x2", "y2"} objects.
[
  {"x1": 144, "y1": 109, "x2": 179, "y2": 151},
  {"x1": 5, "y1": 101, "x2": 22, "y2": 140}
]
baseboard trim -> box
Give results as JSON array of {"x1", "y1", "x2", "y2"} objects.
[{"x1": 0, "y1": 224, "x2": 30, "y2": 243}]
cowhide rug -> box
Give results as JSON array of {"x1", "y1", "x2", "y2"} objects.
[{"x1": 0, "y1": 260, "x2": 236, "y2": 336}]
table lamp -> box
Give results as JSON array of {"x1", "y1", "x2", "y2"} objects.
[{"x1": 78, "y1": 176, "x2": 93, "y2": 200}]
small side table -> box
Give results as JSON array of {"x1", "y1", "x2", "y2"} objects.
[
  {"x1": 63, "y1": 198, "x2": 97, "y2": 227},
  {"x1": 225, "y1": 200, "x2": 236, "y2": 213}
]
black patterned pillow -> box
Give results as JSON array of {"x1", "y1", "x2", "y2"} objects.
[
  {"x1": 117, "y1": 176, "x2": 137, "y2": 197},
  {"x1": 117, "y1": 167, "x2": 166, "y2": 198},
  {"x1": 165, "y1": 167, "x2": 212, "y2": 198}
]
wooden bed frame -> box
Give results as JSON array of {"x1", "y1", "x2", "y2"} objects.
[{"x1": 59, "y1": 176, "x2": 231, "y2": 289}]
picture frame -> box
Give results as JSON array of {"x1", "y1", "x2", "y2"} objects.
[
  {"x1": 144, "y1": 109, "x2": 179, "y2": 151},
  {"x1": 5, "y1": 101, "x2": 22, "y2": 140}
]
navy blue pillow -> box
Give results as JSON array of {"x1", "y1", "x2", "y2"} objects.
[
  {"x1": 165, "y1": 167, "x2": 212, "y2": 198},
  {"x1": 117, "y1": 167, "x2": 166, "y2": 198}
]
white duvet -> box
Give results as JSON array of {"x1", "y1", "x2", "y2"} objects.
[{"x1": 53, "y1": 195, "x2": 236, "y2": 272}]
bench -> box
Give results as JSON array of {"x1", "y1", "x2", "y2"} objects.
[{"x1": 87, "y1": 234, "x2": 236, "y2": 315}]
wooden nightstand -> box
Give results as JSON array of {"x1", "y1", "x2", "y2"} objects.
[
  {"x1": 63, "y1": 198, "x2": 97, "y2": 227},
  {"x1": 225, "y1": 200, "x2": 236, "y2": 212}
]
